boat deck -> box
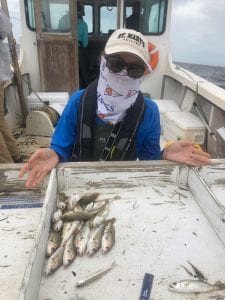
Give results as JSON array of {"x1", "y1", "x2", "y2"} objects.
[
  {"x1": 0, "y1": 207, "x2": 42, "y2": 299},
  {"x1": 0, "y1": 186, "x2": 45, "y2": 300},
  {"x1": 0, "y1": 161, "x2": 225, "y2": 300},
  {"x1": 13, "y1": 128, "x2": 50, "y2": 162}
]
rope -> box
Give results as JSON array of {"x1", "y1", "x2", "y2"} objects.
[{"x1": 40, "y1": 105, "x2": 59, "y2": 127}]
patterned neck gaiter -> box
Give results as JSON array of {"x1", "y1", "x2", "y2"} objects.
[{"x1": 96, "y1": 56, "x2": 142, "y2": 125}]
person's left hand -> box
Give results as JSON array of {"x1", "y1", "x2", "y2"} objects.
[{"x1": 162, "y1": 140, "x2": 211, "y2": 167}]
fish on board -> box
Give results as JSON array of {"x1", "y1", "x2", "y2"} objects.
[
  {"x1": 52, "y1": 219, "x2": 63, "y2": 232},
  {"x1": 78, "y1": 192, "x2": 100, "y2": 207},
  {"x1": 76, "y1": 261, "x2": 117, "y2": 287},
  {"x1": 61, "y1": 221, "x2": 72, "y2": 240},
  {"x1": 74, "y1": 221, "x2": 91, "y2": 256},
  {"x1": 187, "y1": 261, "x2": 207, "y2": 282},
  {"x1": 86, "y1": 223, "x2": 105, "y2": 256},
  {"x1": 56, "y1": 201, "x2": 67, "y2": 210},
  {"x1": 169, "y1": 279, "x2": 225, "y2": 294},
  {"x1": 85, "y1": 200, "x2": 107, "y2": 211},
  {"x1": 56, "y1": 192, "x2": 68, "y2": 210},
  {"x1": 61, "y1": 220, "x2": 83, "y2": 245},
  {"x1": 63, "y1": 233, "x2": 76, "y2": 267},
  {"x1": 90, "y1": 201, "x2": 109, "y2": 228},
  {"x1": 46, "y1": 231, "x2": 61, "y2": 257},
  {"x1": 58, "y1": 192, "x2": 67, "y2": 202},
  {"x1": 101, "y1": 218, "x2": 116, "y2": 254},
  {"x1": 45, "y1": 245, "x2": 65, "y2": 276},
  {"x1": 61, "y1": 207, "x2": 103, "y2": 222},
  {"x1": 52, "y1": 209, "x2": 62, "y2": 223},
  {"x1": 67, "y1": 193, "x2": 81, "y2": 210}
]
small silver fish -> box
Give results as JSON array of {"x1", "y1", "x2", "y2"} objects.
[
  {"x1": 61, "y1": 221, "x2": 72, "y2": 239},
  {"x1": 52, "y1": 209, "x2": 62, "y2": 223},
  {"x1": 187, "y1": 261, "x2": 207, "y2": 282},
  {"x1": 76, "y1": 261, "x2": 117, "y2": 287},
  {"x1": 91, "y1": 201, "x2": 109, "y2": 228},
  {"x1": 58, "y1": 192, "x2": 67, "y2": 202},
  {"x1": 63, "y1": 234, "x2": 76, "y2": 267},
  {"x1": 67, "y1": 194, "x2": 81, "y2": 210},
  {"x1": 101, "y1": 218, "x2": 116, "y2": 254},
  {"x1": 86, "y1": 223, "x2": 105, "y2": 256},
  {"x1": 46, "y1": 231, "x2": 61, "y2": 257},
  {"x1": 56, "y1": 201, "x2": 67, "y2": 210},
  {"x1": 45, "y1": 245, "x2": 65, "y2": 276},
  {"x1": 74, "y1": 221, "x2": 91, "y2": 256},
  {"x1": 52, "y1": 219, "x2": 63, "y2": 232},
  {"x1": 85, "y1": 200, "x2": 106, "y2": 211},
  {"x1": 62, "y1": 207, "x2": 103, "y2": 221},
  {"x1": 169, "y1": 279, "x2": 222, "y2": 294},
  {"x1": 61, "y1": 220, "x2": 83, "y2": 245},
  {"x1": 78, "y1": 192, "x2": 100, "y2": 206}
]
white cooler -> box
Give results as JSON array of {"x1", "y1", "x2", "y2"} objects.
[
  {"x1": 152, "y1": 99, "x2": 180, "y2": 133},
  {"x1": 163, "y1": 111, "x2": 206, "y2": 144}
]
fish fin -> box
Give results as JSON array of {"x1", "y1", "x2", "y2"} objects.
[{"x1": 187, "y1": 261, "x2": 207, "y2": 282}]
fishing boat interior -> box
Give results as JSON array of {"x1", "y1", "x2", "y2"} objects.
[
  {"x1": 1, "y1": 1, "x2": 225, "y2": 299},
  {"x1": 3, "y1": 0, "x2": 225, "y2": 159}
]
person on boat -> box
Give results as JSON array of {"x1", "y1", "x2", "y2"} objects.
[
  {"x1": 76, "y1": 2, "x2": 91, "y2": 88},
  {"x1": 57, "y1": 11, "x2": 70, "y2": 32},
  {"x1": 126, "y1": 1, "x2": 142, "y2": 31},
  {"x1": 77, "y1": 2, "x2": 88, "y2": 49},
  {"x1": 0, "y1": 8, "x2": 21, "y2": 163},
  {"x1": 58, "y1": 2, "x2": 88, "y2": 48},
  {"x1": 19, "y1": 28, "x2": 211, "y2": 188}
]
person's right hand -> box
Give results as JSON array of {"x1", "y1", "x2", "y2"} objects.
[{"x1": 19, "y1": 148, "x2": 59, "y2": 188}]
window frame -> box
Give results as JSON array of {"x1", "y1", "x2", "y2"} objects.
[
  {"x1": 124, "y1": 0, "x2": 168, "y2": 36},
  {"x1": 24, "y1": 0, "x2": 35, "y2": 31},
  {"x1": 99, "y1": 4, "x2": 117, "y2": 35}
]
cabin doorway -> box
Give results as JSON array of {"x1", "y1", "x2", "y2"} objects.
[{"x1": 33, "y1": 0, "x2": 79, "y2": 93}]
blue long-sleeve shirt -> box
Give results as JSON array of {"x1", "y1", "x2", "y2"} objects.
[{"x1": 51, "y1": 89, "x2": 161, "y2": 161}]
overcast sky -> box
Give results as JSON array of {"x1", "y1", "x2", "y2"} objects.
[
  {"x1": 171, "y1": 0, "x2": 225, "y2": 67},
  {"x1": 4, "y1": 0, "x2": 225, "y2": 67}
]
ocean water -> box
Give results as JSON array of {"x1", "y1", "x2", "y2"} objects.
[{"x1": 175, "y1": 61, "x2": 225, "y2": 90}]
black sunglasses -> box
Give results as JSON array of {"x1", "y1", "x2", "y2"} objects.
[{"x1": 105, "y1": 55, "x2": 146, "y2": 79}]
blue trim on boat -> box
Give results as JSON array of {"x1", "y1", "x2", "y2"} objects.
[{"x1": 0, "y1": 203, "x2": 43, "y2": 209}]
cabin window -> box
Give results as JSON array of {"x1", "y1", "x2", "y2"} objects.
[
  {"x1": 99, "y1": 5, "x2": 117, "y2": 34},
  {"x1": 125, "y1": 0, "x2": 167, "y2": 34},
  {"x1": 84, "y1": 6, "x2": 93, "y2": 33},
  {"x1": 50, "y1": 2, "x2": 70, "y2": 31},
  {"x1": 24, "y1": 0, "x2": 93, "y2": 33},
  {"x1": 57, "y1": 4, "x2": 93, "y2": 33},
  {"x1": 25, "y1": 0, "x2": 35, "y2": 30}
]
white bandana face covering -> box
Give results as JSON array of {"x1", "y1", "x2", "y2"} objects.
[{"x1": 97, "y1": 56, "x2": 142, "y2": 125}]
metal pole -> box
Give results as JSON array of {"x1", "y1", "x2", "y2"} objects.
[
  {"x1": 1, "y1": 0, "x2": 28, "y2": 125},
  {"x1": 117, "y1": 0, "x2": 124, "y2": 28}
]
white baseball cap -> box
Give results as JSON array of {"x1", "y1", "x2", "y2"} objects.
[{"x1": 104, "y1": 29, "x2": 150, "y2": 69}]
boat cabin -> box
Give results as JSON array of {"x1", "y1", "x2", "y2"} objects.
[{"x1": 21, "y1": 0, "x2": 167, "y2": 94}]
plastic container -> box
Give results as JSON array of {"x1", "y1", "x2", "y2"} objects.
[
  {"x1": 152, "y1": 99, "x2": 180, "y2": 133},
  {"x1": 163, "y1": 111, "x2": 206, "y2": 144},
  {"x1": 26, "y1": 92, "x2": 69, "y2": 113}
]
